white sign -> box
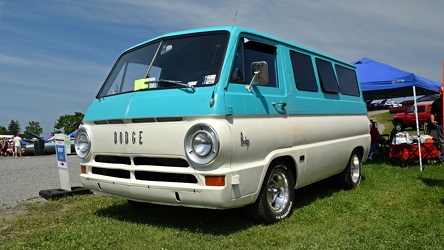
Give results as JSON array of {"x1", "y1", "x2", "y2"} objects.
[{"x1": 55, "y1": 134, "x2": 71, "y2": 191}]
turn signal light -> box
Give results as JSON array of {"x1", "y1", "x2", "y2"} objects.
[
  {"x1": 205, "y1": 176, "x2": 225, "y2": 186},
  {"x1": 80, "y1": 165, "x2": 87, "y2": 174}
]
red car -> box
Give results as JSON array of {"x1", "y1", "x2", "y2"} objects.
[{"x1": 392, "y1": 102, "x2": 432, "y2": 131}]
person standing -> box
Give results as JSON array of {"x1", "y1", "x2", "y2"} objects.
[
  {"x1": 12, "y1": 134, "x2": 22, "y2": 157},
  {"x1": 430, "y1": 87, "x2": 444, "y2": 162},
  {"x1": 2, "y1": 138, "x2": 9, "y2": 156}
]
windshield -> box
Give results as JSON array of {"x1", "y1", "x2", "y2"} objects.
[{"x1": 97, "y1": 32, "x2": 229, "y2": 98}]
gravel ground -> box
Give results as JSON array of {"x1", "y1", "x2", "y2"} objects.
[{"x1": 0, "y1": 154, "x2": 83, "y2": 219}]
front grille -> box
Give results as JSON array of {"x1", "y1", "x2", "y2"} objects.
[
  {"x1": 94, "y1": 155, "x2": 189, "y2": 168},
  {"x1": 135, "y1": 171, "x2": 198, "y2": 183},
  {"x1": 133, "y1": 157, "x2": 189, "y2": 167},
  {"x1": 91, "y1": 155, "x2": 195, "y2": 184},
  {"x1": 91, "y1": 167, "x2": 197, "y2": 184},
  {"x1": 95, "y1": 155, "x2": 131, "y2": 165},
  {"x1": 92, "y1": 167, "x2": 130, "y2": 179}
]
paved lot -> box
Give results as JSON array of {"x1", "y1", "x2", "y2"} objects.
[{"x1": 0, "y1": 154, "x2": 82, "y2": 207}]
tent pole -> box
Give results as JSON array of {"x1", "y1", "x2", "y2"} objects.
[{"x1": 413, "y1": 86, "x2": 423, "y2": 171}]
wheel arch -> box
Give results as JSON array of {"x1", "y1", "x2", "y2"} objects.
[
  {"x1": 354, "y1": 146, "x2": 364, "y2": 160},
  {"x1": 267, "y1": 155, "x2": 297, "y2": 186}
]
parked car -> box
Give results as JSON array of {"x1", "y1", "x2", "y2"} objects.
[
  {"x1": 392, "y1": 101, "x2": 432, "y2": 131},
  {"x1": 366, "y1": 99, "x2": 390, "y2": 110},
  {"x1": 389, "y1": 100, "x2": 415, "y2": 114},
  {"x1": 24, "y1": 138, "x2": 75, "y2": 155}
]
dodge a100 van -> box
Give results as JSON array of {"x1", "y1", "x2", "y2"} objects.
[{"x1": 75, "y1": 26, "x2": 370, "y2": 224}]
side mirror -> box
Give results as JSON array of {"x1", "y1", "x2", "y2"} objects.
[
  {"x1": 160, "y1": 44, "x2": 173, "y2": 55},
  {"x1": 246, "y1": 61, "x2": 269, "y2": 92}
]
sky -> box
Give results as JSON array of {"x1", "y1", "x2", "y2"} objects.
[{"x1": 1, "y1": 0, "x2": 443, "y2": 136}]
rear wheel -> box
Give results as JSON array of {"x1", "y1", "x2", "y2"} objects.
[
  {"x1": 244, "y1": 159, "x2": 295, "y2": 224},
  {"x1": 339, "y1": 149, "x2": 362, "y2": 190}
]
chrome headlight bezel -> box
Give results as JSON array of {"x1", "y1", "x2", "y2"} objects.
[
  {"x1": 74, "y1": 127, "x2": 91, "y2": 159},
  {"x1": 185, "y1": 124, "x2": 220, "y2": 166}
]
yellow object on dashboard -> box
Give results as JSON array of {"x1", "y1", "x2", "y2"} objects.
[{"x1": 134, "y1": 78, "x2": 156, "y2": 91}]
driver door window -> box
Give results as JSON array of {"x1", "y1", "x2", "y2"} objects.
[{"x1": 230, "y1": 37, "x2": 277, "y2": 88}]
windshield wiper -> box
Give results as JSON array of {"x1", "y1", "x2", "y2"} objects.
[
  {"x1": 134, "y1": 79, "x2": 195, "y2": 92},
  {"x1": 153, "y1": 79, "x2": 195, "y2": 91}
]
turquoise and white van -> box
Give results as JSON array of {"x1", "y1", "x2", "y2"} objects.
[{"x1": 76, "y1": 26, "x2": 370, "y2": 224}]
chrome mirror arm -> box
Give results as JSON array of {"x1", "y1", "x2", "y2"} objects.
[{"x1": 246, "y1": 71, "x2": 259, "y2": 93}]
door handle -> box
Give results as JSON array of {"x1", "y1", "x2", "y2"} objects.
[{"x1": 272, "y1": 102, "x2": 287, "y2": 114}]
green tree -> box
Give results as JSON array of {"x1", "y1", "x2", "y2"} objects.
[
  {"x1": 7, "y1": 120, "x2": 20, "y2": 135},
  {"x1": 0, "y1": 125, "x2": 8, "y2": 134},
  {"x1": 24, "y1": 121, "x2": 43, "y2": 138},
  {"x1": 55, "y1": 112, "x2": 84, "y2": 134}
]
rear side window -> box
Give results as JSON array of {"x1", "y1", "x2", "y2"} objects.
[
  {"x1": 335, "y1": 65, "x2": 360, "y2": 96},
  {"x1": 316, "y1": 58, "x2": 339, "y2": 94},
  {"x1": 290, "y1": 51, "x2": 318, "y2": 92}
]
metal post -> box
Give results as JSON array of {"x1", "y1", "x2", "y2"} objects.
[{"x1": 413, "y1": 86, "x2": 423, "y2": 171}]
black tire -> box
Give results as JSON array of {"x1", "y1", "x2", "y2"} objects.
[
  {"x1": 394, "y1": 122, "x2": 404, "y2": 131},
  {"x1": 244, "y1": 159, "x2": 295, "y2": 224},
  {"x1": 339, "y1": 149, "x2": 362, "y2": 190}
]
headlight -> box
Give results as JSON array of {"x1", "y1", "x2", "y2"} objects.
[
  {"x1": 185, "y1": 124, "x2": 219, "y2": 165},
  {"x1": 75, "y1": 127, "x2": 91, "y2": 158}
]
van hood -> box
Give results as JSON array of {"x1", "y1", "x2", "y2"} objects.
[{"x1": 83, "y1": 88, "x2": 224, "y2": 122}]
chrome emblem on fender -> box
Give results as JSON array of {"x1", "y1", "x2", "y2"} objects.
[{"x1": 240, "y1": 132, "x2": 250, "y2": 147}]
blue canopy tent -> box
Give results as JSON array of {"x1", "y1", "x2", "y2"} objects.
[
  {"x1": 352, "y1": 57, "x2": 442, "y2": 171},
  {"x1": 352, "y1": 57, "x2": 441, "y2": 101}
]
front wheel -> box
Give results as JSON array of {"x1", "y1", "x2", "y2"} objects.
[
  {"x1": 244, "y1": 159, "x2": 295, "y2": 224},
  {"x1": 339, "y1": 149, "x2": 362, "y2": 190},
  {"x1": 394, "y1": 121, "x2": 404, "y2": 131}
]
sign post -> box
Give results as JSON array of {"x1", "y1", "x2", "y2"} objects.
[
  {"x1": 38, "y1": 133, "x2": 91, "y2": 200},
  {"x1": 55, "y1": 133, "x2": 71, "y2": 191}
]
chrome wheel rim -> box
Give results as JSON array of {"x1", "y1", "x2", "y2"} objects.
[
  {"x1": 267, "y1": 168, "x2": 289, "y2": 214},
  {"x1": 350, "y1": 154, "x2": 361, "y2": 183}
]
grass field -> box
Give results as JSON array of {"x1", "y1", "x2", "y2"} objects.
[{"x1": 1, "y1": 111, "x2": 444, "y2": 249}]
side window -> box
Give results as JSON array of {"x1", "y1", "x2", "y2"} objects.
[
  {"x1": 289, "y1": 51, "x2": 318, "y2": 92},
  {"x1": 230, "y1": 38, "x2": 277, "y2": 87},
  {"x1": 335, "y1": 65, "x2": 360, "y2": 96},
  {"x1": 315, "y1": 58, "x2": 339, "y2": 94},
  {"x1": 407, "y1": 106, "x2": 425, "y2": 113}
]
